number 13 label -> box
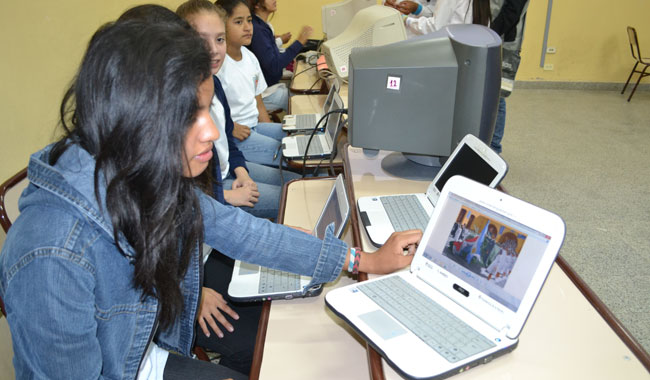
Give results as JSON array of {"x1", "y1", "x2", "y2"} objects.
[{"x1": 386, "y1": 76, "x2": 401, "y2": 91}]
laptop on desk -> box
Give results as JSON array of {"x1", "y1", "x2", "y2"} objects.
[
  {"x1": 326, "y1": 175, "x2": 565, "y2": 380},
  {"x1": 358, "y1": 134, "x2": 508, "y2": 247},
  {"x1": 282, "y1": 78, "x2": 340, "y2": 132},
  {"x1": 281, "y1": 91, "x2": 344, "y2": 160},
  {"x1": 228, "y1": 174, "x2": 350, "y2": 302}
]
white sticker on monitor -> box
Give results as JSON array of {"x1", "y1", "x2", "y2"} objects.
[{"x1": 386, "y1": 76, "x2": 401, "y2": 91}]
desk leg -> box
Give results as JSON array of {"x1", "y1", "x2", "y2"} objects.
[{"x1": 250, "y1": 300, "x2": 272, "y2": 380}]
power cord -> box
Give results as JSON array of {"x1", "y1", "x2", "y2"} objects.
[{"x1": 301, "y1": 108, "x2": 348, "y2": 178}]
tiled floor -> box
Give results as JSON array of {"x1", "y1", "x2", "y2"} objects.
[{"x1": 499, "y1": 87, "x2": 650, "y2": 353}]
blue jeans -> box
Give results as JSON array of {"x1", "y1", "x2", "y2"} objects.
[
  {"x1": 491, "y1": 97, "x2": 506, "y2": 154},
  {"x1": 235, "y1": 122, "x2": 286, "y2": 167},
  {"x1": 262, "y1": 84, "x2": 289, "y2": 112},
  {"x1": 223, "y1": 161, "x2": 300, "y2": 219}
]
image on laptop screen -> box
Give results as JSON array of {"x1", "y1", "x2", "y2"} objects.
[{"x1": 422, "y1": 192, "x2": 553, "y2": 312}]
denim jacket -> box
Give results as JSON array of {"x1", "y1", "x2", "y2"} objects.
[{"x1": 0, "y1": 144, "x2": 348, "y2": 379}]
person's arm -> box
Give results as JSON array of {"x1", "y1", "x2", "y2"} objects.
[
  {"x1": 405, "y1": 0, "x2": 468, "y2": 35},
  {"x1": 199, "y1": 192, "x2": 422, "y2": 284},
  {"x1": 249, "y1": 17, "x2": 311, "y2": 85},
  {"x1": 256, "y1": 94, "x2": 272, "y2": 123},
  {"x1": 490, "y1": 0, "x2": 528, "y2": 40},
  {"x1": 4, "y1": 251, "x2": 106, "y2": 379}
]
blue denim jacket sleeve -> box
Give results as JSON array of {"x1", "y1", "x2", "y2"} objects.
[{"x1": 198, "y1": 190, "x2": 348, "y2": 285}]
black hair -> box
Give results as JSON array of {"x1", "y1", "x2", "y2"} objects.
[
  {"x1": 51, "y1": 21, "x2": 211, "y2": 329},
  {"x1": 472, "y1": 0, "x2": 492, "y2": 27},
  {"x1": 215, "y1": 0, "x2": 250, "y2": 17},
  {"x1": 117, "y1": 4, "x2": 186, "y2": 25}
]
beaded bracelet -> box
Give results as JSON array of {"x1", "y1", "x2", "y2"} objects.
[
  {"x1": 347, "y1": 247, "x2": 356, "y2": 273},
  {"x1": 352, "y1": 248, "x2": 361, "y2": 274}
]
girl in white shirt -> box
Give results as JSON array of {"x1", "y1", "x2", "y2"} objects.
[{"x1": 216, "y1": 0, "x2": 287, "y2": 167}]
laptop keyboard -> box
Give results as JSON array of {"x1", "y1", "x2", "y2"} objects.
[
  {"x1": 294, "y1": 114, "x2": 318, "y2": 129},
  {"x1": 259, "y1": 267, "x2": 301, "y2": 293},
  {"x1": 358, "y1": 276, "x2": 495, "y2": 363},
  {"x1": 296, "y1": 135, "x2": 325, "y2": 156},
  {"x1": 381, "y1": 195, "x2": 430, "y2": 232}
]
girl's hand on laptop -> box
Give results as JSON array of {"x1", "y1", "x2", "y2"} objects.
[
  {"x1": 358, "y1": 229, "x2": 422, "y2": 274},
  {"x1": 197, "y1": 287, "x2": 239, "y2": 339},
  {"x1": 233, "y1": 122, "x2": 251, "y2": 141}
]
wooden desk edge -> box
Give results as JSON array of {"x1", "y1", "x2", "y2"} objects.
[
  {"x1": 341, "y1": 144, "x2": 650, "y2": 378},
  {"x1": 249, "y1": 176, "x2": 340, "y2": 380}
]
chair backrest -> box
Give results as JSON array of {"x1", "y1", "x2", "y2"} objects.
[
  {"x1": 0, "y1": 168, "x2": 28, "y2": 234},
  {"x1": 627, "y1": 26, "x2": 641, "y2": 62},
  {"x1": 0, "y1": 168, "x2": 28, "y2": 317}
]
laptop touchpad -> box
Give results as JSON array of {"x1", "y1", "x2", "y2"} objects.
[
  {"x1": 239, "y1": 262, "x2": 259, "y2": 275},
  {"x1": 359, "y1": 310, "x2": 407, "y2": 340}
]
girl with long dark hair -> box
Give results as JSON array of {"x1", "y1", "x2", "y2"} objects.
[{"x1": 0, "y1": 16, "x2": 420, "y2": 380}]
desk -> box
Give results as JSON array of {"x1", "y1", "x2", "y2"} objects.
[
  {"x1": 251, "y1": 177, "x2": 368, "y2": 380},
  {"x1": 289, "y1": 59, "x2": 325, "y2": 94},
  {"x1": 342, "y1": 145, "x2": 650, "y2": 379}
]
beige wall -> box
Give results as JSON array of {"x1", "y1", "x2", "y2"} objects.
[{"x1": 1, "y1": 0, "x2": 649, "y2": 181}]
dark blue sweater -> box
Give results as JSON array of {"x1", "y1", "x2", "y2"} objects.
[
  {"x1": 247, "y1": 14, "x2": 303, "y2": 86},
  {"x1": 211, "y1": 76, "x2": 248, "y2": 204}
]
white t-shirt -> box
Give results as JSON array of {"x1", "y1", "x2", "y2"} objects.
[
  {"x1": 209, "y1": 92, "x2": 230, "y2": 179},
  {"x1": 136, "y1": 342, "x2": 169, "y2": 380},
  {"x1": 217, "y1": 47, "x2": 268, "y2": 127}
]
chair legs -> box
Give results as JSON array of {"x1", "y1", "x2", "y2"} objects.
[
  {"x1": 627, "y1": 64, "x2": 650, "y2": 102},
  {"x1": 621, "y1": 62, "x2": 638, "y2": 94}
]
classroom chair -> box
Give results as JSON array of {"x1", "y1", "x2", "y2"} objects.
[{"x1": 621, "y1": 26, "x2": 650, "y2": 102}]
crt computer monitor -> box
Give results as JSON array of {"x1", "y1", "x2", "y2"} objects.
[
  {"x1": 321, "y1": 0, "x2": 377, "y2": 39},
  {"x1": 322, "y1": 5, "x2": 406, "y2": 79},
  {"x1": 348, "y1": 24, "x2": 502, "y2": 175}
]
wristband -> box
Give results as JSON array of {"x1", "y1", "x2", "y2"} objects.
[
  {"x1": 352, "y1": 249, "x2": 361, "y2": 274},
  {"x1": 347, "y1": 247, "x2": 356, "y2": 273},
  {"x1": 414, "y1": 3, "x2": 423, "y2": 15}
]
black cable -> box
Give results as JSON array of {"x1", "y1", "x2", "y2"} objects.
[{"x1": 300, "y1": 108, "x2": 348, "y2": 178}]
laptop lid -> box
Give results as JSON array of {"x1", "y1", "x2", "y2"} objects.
[
  {"x1": 323, "y1": 91, "x2": 344, "y2": 149},
  {"x1": 424, "y1": 134, "x2": 508, "y2": 207},
  {"x1": 412, "y1": 175, "x2": 565, "y2": 337}
]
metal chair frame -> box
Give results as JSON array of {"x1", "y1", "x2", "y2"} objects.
[{"x1": 621, "y1": 26, "x2": 650, "y2": 102}]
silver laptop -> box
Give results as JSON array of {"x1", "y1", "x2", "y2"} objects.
[
  {"x1": 358, "y1": 134, "x2": 508, "y2": 247},
  {"x1": 281, "y1": 91, "x2": 344, "y2": 159},
  {"x1": 282, "y1": 79, "x2": 340, "y2": 132},
  {"x1": 326, "y1": 175, "x2": 565, "y2": 380},
  {"x1": 228, "y1": 174, "x2": 350, "y2": 302}
]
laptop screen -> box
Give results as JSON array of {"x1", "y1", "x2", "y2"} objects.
[
  {"x1": 314, "y1": 182, "x2": 344, "y2": 239},
  {"x1": 421, "y1": 192, "x2": 552, "y2": 312},
  {"x1": 434, "y1": 144, "x2": 499, "y2": 192}
]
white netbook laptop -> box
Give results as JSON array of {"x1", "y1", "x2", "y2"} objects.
[
  {"x1": 282, "y1": 79, "x2": 340, "y2": 132},
  {"x1": 326, "y1": 175, "x2": 565, "y2": 379},
  {"x1": 358, "y1": 134, "x2": 508, "y2": 247},
  {"x1": 281, "y1": 91, "x2": 344, "y2": 159},
  {"x1": 228, "y1": 174, "x2": 350, "y2": 302}
]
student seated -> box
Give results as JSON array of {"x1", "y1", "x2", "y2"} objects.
[
  {"x1": 0, "y1": 17, "x2": 420, "y2": 379},
  {"x1": 248, "y1": 0, "x2": 313, "y2": 112},
  {"x1": 178, "y1": 0, "x2": 299, "y2": 221},
  {"x1": 215, "y1": 0, "x2": 287, "y2": 167}
]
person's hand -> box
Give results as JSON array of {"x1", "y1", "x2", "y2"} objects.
[
  {"x1": 224, "y1": 186, "x2": 260, "y2": 207},
  {"x1": 396, "y1": 1, "x2": 419, "y2": 15},
  {"x1": 297, "y1": 26, "x2": 313, "y2": 45},
  {"x1": 232, "y1": 169, "x2": 258, "y2": 191},
  {"x1": 359, "y1": 229, "x2": 422, "y2": 274},
  {"x1": 384, "y1": 0, "x2": 398, "y2": 8},
  {"x1": 197, "y1": 287, "x2": 239, "y2": 338},
  {"x1": 279, "y1": 32, "x2": 291, "y2": 44},
  {"x1": 233, "y1": 122, "x2": 251, "y2": 141}
]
